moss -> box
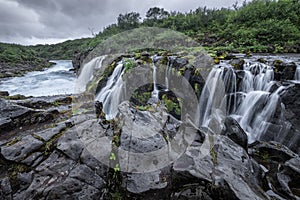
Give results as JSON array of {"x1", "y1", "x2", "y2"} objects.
[
  {"x1": 123, "y1": 58, "x2": 136, "y2": 73},
  {"x1": 210, "y1": 146, "x2": 218, "y2": 165},
  {"x1": 6, "y1": 136, "x2": 22, "y2": 146},
  {"x1": 43, "y1": 127, "x2": 69, "y2": 155},
  {"x1": 194, "y1": 83, "x2": 201, "y2": 97},
  {"x1": 162, "y1": 94, "x2": 181, "y2": 119}
]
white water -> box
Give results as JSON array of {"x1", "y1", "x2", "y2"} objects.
[
  {"x1": 151, "y1": 57, "x2": 159, "y2": 99},
  {"x1": 75, "y1": 56, "x2": 106, "y2": 93},
  {"x1": 0, "y1": 60, "x2": 75, "y2": 96},
  {"x1": 95, "y1": 62, "x2": 125, "y2": 120},
  {"x1": 197, "y1": 60, "x2": 288, "y2": 143}
]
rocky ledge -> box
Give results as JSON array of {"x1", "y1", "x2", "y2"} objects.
[{"x1": 0, "y1": 94, "x2": 299, "y2": 199}]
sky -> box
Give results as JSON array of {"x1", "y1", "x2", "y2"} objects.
[{"x1": 0, "y1": 0, "x2": 249, "y2": 45}]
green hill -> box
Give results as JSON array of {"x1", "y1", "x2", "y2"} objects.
[{"x1": 0, "y1": 0, "x2": 299, "y2": 73}]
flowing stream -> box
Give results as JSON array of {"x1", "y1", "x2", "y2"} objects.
[{"x1": 0, "y1": 60, "x2": 75, "y2": 96}]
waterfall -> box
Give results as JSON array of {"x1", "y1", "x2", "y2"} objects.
[
  {"x1": 151, "y1": 56, "x2": 160, "y2": 100},
  {"x1": 95, "y1": 62, "x2": 125, "y2": 120},
  {"x1": 197, "y1": 66, "x2": 236, "y2": 127},
  {"x1": 198, "y1": 60, "x2": 289, "y2": 144},
  {"x1": 75, "y1": 56, "x2": 106, "y2": 93},
  {"x1": 243, "y1": 63, "x2": 274, "y2": 91},
  {"x1": 165, "y1": 56, "x2": 175, "y2": 91}
]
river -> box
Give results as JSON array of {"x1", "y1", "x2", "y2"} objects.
[{"x1": 0, "y1": 60, "x2": 76, "y2": 97}]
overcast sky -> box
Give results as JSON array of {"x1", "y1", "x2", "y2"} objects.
[{"x1": 0, "y1": 0, "x2": 249, "y2": 45}]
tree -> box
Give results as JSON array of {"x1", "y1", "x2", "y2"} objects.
[
  {"x1": 146, "y1": 7, "x2": 170, "y2": 20},
  {"x1": 144, "y1": 7, "x2": 170, "y2": 26},
  {"x1": 117, "y1": 12, "x2": 141, "y2": 30}
]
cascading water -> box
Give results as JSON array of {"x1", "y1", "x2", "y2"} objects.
[
  {"x1": 198, "y1": 61, "x2": 289, "y2": 144},
  {"x1": 165, "y1": 56, "x2": 175, "y2": 91},
  {"x1": 75, "y1": 56, "x2": 106, "y2": 93},
  {"x1": 95, "y1": 62, "x2": 125, "y2": 120},
  {"x1": 151, "y1": 56, "x2": 160, "y2": 100}
]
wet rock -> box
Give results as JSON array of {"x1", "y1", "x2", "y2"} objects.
[
  {"x1": 0, "y1": 98, "x2": 56, "y2": 134},
  {"x1": 17, "y1": 172, "x2": 33, "y2": 191},
  {"x1": 173, "y1": 133, "x2": 266, "y2": 200},
  {"x1": 117, "y1": 101, "x2": 172, "y2": 173},
  {"x1": 80, "y1": 149, "x2": 109, "y2": 179},
  {"x1": 249, "y1": 141, "x2": 300, "y2": 199},
  {"x1": 0, "y1": 98, "x2": 35, "y2": 133},
  {"x1": 230, "y1": 58, "x2": 245, "y2": 70},
  {"x1": 21, "y1": 152, "x2": 43, "y2": 167},
  {"x1": 273, "y1": 60, "x2": 297, "y2": 81},
  {"x1": 46, "y1": 177, "x2": 101, "y2": 199},
  {"x1": 281, "y1": 83, "x2": 300, "y2": 154},
  {"x1": 221, "y1": 117, "x2": 248, "y2": 150},
  {"x1": 172, "y1": 58, "x2": 188, "y2": 69},
  {"x1": 72, "y1": 50, "x2": 91, "y2": 75},
  {"x1": 69, "y1": 164, "x2": 105, "y2": 190},
  {"x1": 123, "y1": 170, "x2": 169, "y2": 197},
  {"x1": 35, "y1": 122, "x2": 67, "y2": 142},
  {"x1": 1, "y1": 135, "x2": 43, "y2": 162},
  {"x1": 257, "y1": 58, "x2": 267, "y2": 63},
  {"x1": 35, "y1": 151, "x2": 75, "y2": 176},
  {"x1": 57, "y1": 128, "x2": 84, "y2": 161},
  {"x1": 0, "y1": 177, "x2": 12, "y2": 200},
  {"x1": 13, "y1": 95, "x2": 72, "y2": 109}
]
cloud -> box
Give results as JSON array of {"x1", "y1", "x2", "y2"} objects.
[{"x1": 0, "y1": 0, "x2": 248, "y2": 45}]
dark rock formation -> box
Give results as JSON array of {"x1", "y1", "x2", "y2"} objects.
[
  {"x1": 221, "y1": 116, "x2": 248, "y2": 150},
  {"x1": 281, "y1": 83, "x2": 300, "y2": 154},
  {"x1": 273, "y1": 60, "x2": 297, "y2": 81}
]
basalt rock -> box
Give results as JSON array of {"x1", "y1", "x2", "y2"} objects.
[
  {"x1": 249, "y1": 141, "x2": 300, "y2": 199},
  {"x1": 230, "y1": 58, "x2": 245, "y2": 70},
  {"x1": 281, "y1": 83, "x2": 300, "y2": 154},
  {"x1": 273, "y1": 60, "x2": 297, "y2": 81},
  {"x1": 221, "y1": 116, "x2": 248, "y2": 151}
]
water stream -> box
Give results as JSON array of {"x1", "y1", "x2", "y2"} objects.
[{"x1": 0, "y1": 60, "x2": 75, "y2": 96}]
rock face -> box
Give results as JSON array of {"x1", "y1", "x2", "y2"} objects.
[
  {"x1": 281, "y1": 83, "x2": 300, "y2": 154},
  {"x1": 273, "y1": 61, "x2": 297, "y2": 81},
  {"x1": 0, "y1": 95, "x2": 300, "y2": 199}
]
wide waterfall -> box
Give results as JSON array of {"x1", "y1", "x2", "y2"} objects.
[
  {"x1": 89, "y1": 54, "x2": 298, "y2": 148},
  {"x1": 197, "y1": 61, "x2": 290, "y2": 143}
]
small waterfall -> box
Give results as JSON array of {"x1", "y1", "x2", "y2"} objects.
[
  {"x1": 76, "y1": 56, "x2": 106, "y2": 93},
  {"x1": 165, "y1": 56, "x2": 176, "y2": 91},
  {"x1": 95, "y1": 62, "x2": 125, "y2": 120},
  {"x1": 197, "y1": 66, "x2": 236, "y2": 127},
  {"x1": 151, "y1": 56, "x2": 160, "y2": 100},
  {"x1": 243, "y1": 63, "x2": 274, "y2": 91}
]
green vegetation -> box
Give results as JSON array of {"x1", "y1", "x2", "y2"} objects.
[{"x1": 0, "y1": 0, "x2": 299, "y2": 69}]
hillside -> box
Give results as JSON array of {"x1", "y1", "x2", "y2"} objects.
[{"x1": 0, "y1": 0, "x2": 299, "y2": 76}]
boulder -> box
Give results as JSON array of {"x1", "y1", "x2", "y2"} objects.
[
  {"x1": 221, "y1": 116, "x2": 248, "y2": 150},
  {"x1": 273, "y1": 60, "x2": 297, "y2": 81},
  {"x1": 230, "y1": 58, "x2": 245, "y2": 70}
]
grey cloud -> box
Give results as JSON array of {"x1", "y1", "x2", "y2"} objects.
[{"x1": 1, "y1": 0, "x2": 248, "y2": 45}]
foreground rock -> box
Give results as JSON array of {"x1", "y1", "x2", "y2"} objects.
[{"x1": 1, "y1": 97, "x2": 299, "y2": 199}]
